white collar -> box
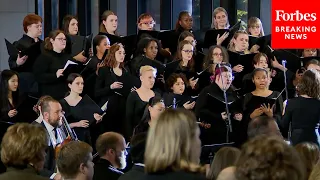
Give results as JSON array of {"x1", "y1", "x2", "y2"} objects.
[
  {"x1": 134, "y1": 163, "x2": 145, "y2": 167},
  {"x1": 43, "y1": 119, "x2": 55, "y2": 132}
]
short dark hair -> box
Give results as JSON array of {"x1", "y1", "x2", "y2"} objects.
[
  {"x1": 247, "y1": 116, "x2": 277, "y2": 139},
  {"x1": 130, "y1": 133, "x2": 147, "y2": 163}
]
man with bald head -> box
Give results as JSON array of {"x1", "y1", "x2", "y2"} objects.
[{"x1": 93, "y1": 132, "x2": 128, "y2": 180}]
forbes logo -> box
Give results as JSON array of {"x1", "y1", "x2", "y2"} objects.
[{"x1": 275, "y1": 10, "x2": 317, "y2": 21}]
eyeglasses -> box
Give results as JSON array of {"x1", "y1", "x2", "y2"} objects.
[
  {"x1": 213, "y1": 53, "x2": 223, "y2": 57},
  {"x1": 182, "y1": 50, "x2": 193, "y2": 53},
  {"x1": 141, "y1": 21, "x2": 156, "y2": 25},
  {"x1": 55, "y1": 38, "x2": 66, "y2": 42}
]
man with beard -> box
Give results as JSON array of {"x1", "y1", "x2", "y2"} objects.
[
  {"x1": 33, "y1": 97, "x2": 64, "y2": 180},
  {"x1": 94, "y1": 132, "x2": 128, "y2": 180}
]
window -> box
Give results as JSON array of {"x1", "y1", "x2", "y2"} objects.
[
  {"x1": 146, "y1": 0, "x2": 161, "y2": 30},
  {"x1": 237, "y1": 0, "x2": 248, "y2": 30},
  {"x1": 192, "y1": 0, "x2": 200, "y2": 30}
]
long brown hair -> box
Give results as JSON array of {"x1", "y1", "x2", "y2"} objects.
[
  {"x1": 99, "y1": 10, "x2": 117, "y2": 34},
  {"x1": 62, "y1": 15, "x2": 78, "y2": 35},
  {"x1": 203, "y1": 45, "x2": 229, "y2": 74},
  {"x1": 295, "y1": 143, "x2": 320, "y2": 178},
  {"x1": 176, "y1": 40, "x2": 195, "y2": 71},
  {"x1": 103, "y1": 43, "x2": 124, "y2": 68}
]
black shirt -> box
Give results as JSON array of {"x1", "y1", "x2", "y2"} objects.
[{"x1": 93, "y1": 159, "x2": 123, "y2": 180}]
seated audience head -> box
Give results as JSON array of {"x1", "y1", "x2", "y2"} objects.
[
  {"x1": 247, "y1": 17, "x2": 264, "y2": 37},
  {"x1": 1, "y1": 123, "x2": 48, "y2": 171},
  {"x1": 139, "y1": 65, "x2": 157, "y2": 90},
  {"x1": 130, "y1": 132, "x2": 148, "y2": 164},
  {"x1": 137, "y1": 13, "x2": 155, "y2": 31},
  {"x1": 57, "y1": 141, "x2": 94, "y2": 180},
  {"x1": 207, "y1": 147, "x2": 240, "y2": 180},
  {"x1": 294, "y1": 142, "x2": 320, "y2": 178},
  {"x1": 166, "y1": 73, "x2": 188, "y2": 95},
  {"x1": 23, "y1": 14, "x2": 42, "y2": 38},
  {"x1": 41, "y1": 98, "x2": 63, "y2": 128},
  {"x1": 92, "y1": 35, "x2": 110, "y2": 55},
  {"x1": 100, "y1": 10, "x2": 118, "y2": 35},
  {"x1": 309, "y1": 161, "x2": 320, "y2": 180},
  {"x1": 213, "y1": 65, "x2": 233, "y2": 90},
  {"x1": 178, "y1": 31, "x2": 197, "y2": 47},
  {"x1": 144, "y1": 108, "x2": 204, "y2": 173},
  {"x1": 103, "y1": 43, "x2": 125, "y2": 68},
  {"x1": 212, "y1": 7, "x2": 230, "y2": 29},
  {"x1": 67, "y1": 73, "x2": 84, "y2": 95},
  {"x1": 136, "y1": 37, "x2": 160, "y2": 60},
  {"x1": 253, "y1": 53, "x2": 268, "y2": 69},
  {"x1": 247, "y1": 116, "x2": 282, "y2": 139},
  {"x1": 216, "y1": 167, "x2": 237, "y2": 180},
  {"x1": 62, "y1": 15, "x2": 79, "y2": 35},
  {"x1": 297, "y1": 69, "x2": 320, "y2": 99},
  {"x1": 236, "y1": 135, "x2": 305, "y2": 180},
  {"x1": 175, "y1": 11, "x2": 193, "y2": 31},
  {"x1": 34, "y1": 95, "x2": 54, "y2": 116},
  {"x1": 305, "y1": 59, "x2": 320, "y2": 71},
  {"x1": 228, "y1": 30, "x2": 249, "y2": 53},
  {"x1": 96, "y1": 132, "x2": 127, "y2": 169},
  {"x1": 44, "y1": 30, "x2": 67, "y2": 53}
]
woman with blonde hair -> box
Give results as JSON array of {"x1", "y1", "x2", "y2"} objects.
[
  {"x1": 126, "y1": 65, "x2": 159, "y2": 140},
  {"x1": 143, "y1": 108, "x2": 206, "y2": 179}
]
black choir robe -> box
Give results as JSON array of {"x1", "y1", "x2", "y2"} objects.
[
  {"x1": 33, "y1": 50, "x2": 71, "y2": 100},
  {"x1": 195, "y1": 83, "x2": 243, "y2": 146}
]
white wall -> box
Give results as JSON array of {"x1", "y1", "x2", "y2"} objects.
[{"x1": 0, "y1": 0, "x2": 35, "y2": 70}]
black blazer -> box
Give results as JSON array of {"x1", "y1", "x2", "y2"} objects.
[
  {"x1": 118, "y1": 165, "x2": 145, "y2": 180},
  {"x1": 31, "y1": 121, "x2": 55, "y2": 178},
  {"x1": 93, "y1": 159, "x2": 123, "y2": 180}
]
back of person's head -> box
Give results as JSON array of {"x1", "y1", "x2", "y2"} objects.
[
  {"x1": 144, "y1": 108, "x2": 205, "y2": 174},
  {"x1": 130, "y1": 132, "x2": 147, "y2": 164},
  {"x1": 1, "y1": 123, "x2": 48, "y2": 169},
  {"x1": 207, "y1": 147, "x2": 240, "y2": 180},
  {"x1": 309, "y1": 161, "x2": 320, "y2": 180},
  {"x1": 57, "y1": 141, "x2": 93, "y2": 179},
  {"x1": 295, "y1": 142, "x2": 320, "y2": 178},
  {"x1": 96, "y1": 132, "x2": 122, "y2": 156},
  {"x1": 34, "y1": 95, "x2": 54, "y2": 115},
  {"x1": 247, "y1": 116, "x2": 282, "y2": 139},
  {"x1": 297, "y1": 69, "x2": 320, "y2": 99},
  {"x1": 217, "y1": 167, "x2": 237, "y2": 180},
  {"x1": 236, "y1": 135, "x2": 305, "y2": 180}
]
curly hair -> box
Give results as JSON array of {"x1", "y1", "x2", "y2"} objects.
[
  {"x1": 236, "y1": 135, "x2": 305, "y2": 180},
  {"x1": 103, "y1": 43, "x2": 125, "y2": 68},
  {"x1": 166, "y1": 73, "x2": 188, "y2": 92},
  {"x1": 297, "y1": 69, "x2": 320, "y2": 99}
]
